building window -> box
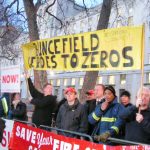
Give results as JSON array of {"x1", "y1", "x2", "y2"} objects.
[
  {"x1": 97, "y1": 76, "x2": 102, "y2": 84},
  {"x1": 64, "y1": 79, "x2": 68, "y2": 86},
  {"x1": 56, "y1": 79, "x2": 60, "y2": 86},
  {"x1": 147, "y1": 73, "x2": 150, "y2": 83},
  {"x1": 117, "y1": 20, "x2": 122, "y2": 27},
  {"x1": 79, "y1": 78, "x2": 84, "y2": 86},
  {"x1": 108, "y1": 75, "x2": 115, "y2": 85},
  {"x1": 148, "y1": 53, "x2": 150, "y2": 64},
  {"x1": 128, "y1": 16, "x2": 133, "y2": 26},
  {"x1": 50, "y1": 80, "x2": 53, "y2": 84},
  {"x1": 71, "y1": 78, "x2": 76, "y2": 86},
  {"x1": 80, "y1": 20, "x2": 84, "y2": 32},
  {"x1": 88, "y1": 27, "x2": 91, "y2": 31},
  {"x1": 78, "y1": 89, "x2": 82, "y2": 95},
  {"x1": 54, "y1": 88, "x2": 58, "y2": 95},
  {"x1": 120, "y1": 74, "x2": 126, "y2": 84}
]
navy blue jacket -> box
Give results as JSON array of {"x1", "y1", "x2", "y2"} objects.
[{"x1": 88, "y1": 97, "x2": 124, "y2": 137}]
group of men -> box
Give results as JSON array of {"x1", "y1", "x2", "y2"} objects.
[
  {"x1": 0, "y1": 73, "x2": 149, "y2": 145},
  {"x1": 24, "y1": 72, "x2": 150, "y2": 145}
]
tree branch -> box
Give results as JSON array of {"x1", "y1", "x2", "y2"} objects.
[{"x1": 45, "y1": 0, "x2": 63, "y2": 29}]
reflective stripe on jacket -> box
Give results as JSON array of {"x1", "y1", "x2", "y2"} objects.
[{"x1": 88, "y1": 97, "x2": 125, "y2": 137}]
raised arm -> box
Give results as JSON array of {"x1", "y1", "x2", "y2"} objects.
[
  {"x1": 24, "y1": 70, "x2": 43, "y2": 98},
  {"x1": 27, "y1": 78, "x2": 43, "y2": 98}
]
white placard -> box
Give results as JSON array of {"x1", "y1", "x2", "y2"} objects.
[
  {"x1": 0, "y1": 119, "x2": 14, "y2": 150},
  {"x1": 1, "y1": 65, "x2": 21, "y2": 93}
]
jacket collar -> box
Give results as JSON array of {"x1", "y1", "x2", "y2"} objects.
[
  {"x1": 108, "y1": 96, "x2": 118, "y2": 107},
  {"x1": 64, "y1": 99, "x2": 79, "y2": 110}
]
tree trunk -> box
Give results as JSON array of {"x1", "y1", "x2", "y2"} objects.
[
  {"x1": 80, "y1": 0, "x2": 113, "y2": 102},
  {"x1": 23, "y1": 0, "x2": 47, "y2": 90}
]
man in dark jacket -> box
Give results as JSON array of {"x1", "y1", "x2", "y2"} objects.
[
  {"x1": 120, "y1": 87, "x2": 150, "y2": 144},
  {"x1": 120, "y1": 91, "x2": 133, "y2": 108},
  {"x1": 86, "y1": 84, "x2": 105, "y2": 135},
  {"x1": 25, "y1": 73, "x2": 57, "y2": 127},
  {"x1": 120, "y1": 91, "x2": 133, "y2": 139},
  {"x1": 86, "y1": 84, "x2": 105, "y2": 115},
  {"x1": 56, "y1": 87, "x2": 88, "y2": 137}
]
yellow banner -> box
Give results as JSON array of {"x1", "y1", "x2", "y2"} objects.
[{"x1": 22, "y1": 26, "x2": 143, "y2": 71}]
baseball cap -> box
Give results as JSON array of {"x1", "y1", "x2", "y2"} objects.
[
  {"x1": 65, "y1": 87, "x2": 77, "y2": 94},
  {"x1": 86, "y1": 90, "x2": 95, "y2": 96}
]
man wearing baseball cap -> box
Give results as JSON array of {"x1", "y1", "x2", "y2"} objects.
[
  {"x1": 86, "y1": 90, "x2": 95, "y2": 100},
  {"x1": 56, "y1": 87, "x2": 88, "y2": 137}
]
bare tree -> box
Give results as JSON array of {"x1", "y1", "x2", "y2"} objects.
[
  {"x1": 0, "y1": 0, "x2": 48, "y2": 90},
  {"x1": 80, "y1": 0, "x2": 113, "y2": 102},
  {"x1": 22, "y1": 0, "x2": 47, "y2": 90},
  {"x1": 0, "y1": 1, "x2": 23, "y2": 60}
]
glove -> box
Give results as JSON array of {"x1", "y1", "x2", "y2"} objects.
[{"x1": 94, "y1": 131, "x2": 110, "y2": 142}]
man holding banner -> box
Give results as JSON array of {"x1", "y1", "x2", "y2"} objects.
[
  {"x1": 120, "y1": 87, "x2": 150, "y2": 144},
  {"x1": 25, "y1": 72, "x2": 57, "y2": 127}
]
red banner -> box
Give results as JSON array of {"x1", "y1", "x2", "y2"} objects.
[{"x1": 9, "y1": 122, "x2": 150, "y2": 150}]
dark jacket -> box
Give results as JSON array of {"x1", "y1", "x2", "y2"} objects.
[
  {"x1": 56, "y1": 99, "x2": 88, "y2": 137},
  {"x1": 120, "y1": 103, "x2": 133, "y2": 139},
  {"x1": 120, "y1": 105, "x2": 150, "y2": 144},
  {"x1": 55, "y1": 98, "x2": 67, "y2": 117},
  {"x1": 0, "y1": 118, "x2": 5, "y2": 143},
  {"x1": 86, "y1": 99, "x2": 96, "y2": 115},
  {"x1": 86, "y1": 99, "x2": 98, "y2": 135},
  {"x1": 28, "y1": 78, "x2": 57, "y2": 127},
  {"x1": 88, "y1": 97, "x2": 124, "y2": 139},
  {"x1": 10, "y1": 101, "x2": 27, "y2": 121}
]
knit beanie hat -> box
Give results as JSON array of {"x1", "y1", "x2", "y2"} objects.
[
  {"x1": 104, "y1": 86, "x2": 116, "y2": 96},
  {"x1": 120, "y1": 91, "x2": 130, "y2": 98}
]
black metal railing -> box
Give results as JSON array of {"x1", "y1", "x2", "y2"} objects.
[
  {"x1": 14, "y1": 119, "x2": 36, "y2": 127},
  {"x1": 39, "y1": 125, "x2": 93, "y2": 142}
]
